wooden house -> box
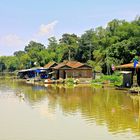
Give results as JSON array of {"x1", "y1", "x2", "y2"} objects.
[{"x1": 52, "y1": 61, "x2": 92, "y2": 79}]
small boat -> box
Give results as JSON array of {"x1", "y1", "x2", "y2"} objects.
[
  {"x1": 44, "y1": 79, "x2": 55, "y2": 84},
  {"x1": 115, "y1": 85, "x2": 128, "y2": 90},
  {"x1": 128, "y1": 87, "x2": 140, "y2": 94},
  {"x1": 128, "y1": 90, "x2": 140, "y2": 94},
  {"x1": 26, "y1": 78, "x2": 41, "y2": 83},
  {"x1": 26, "y1": 78, "x2": 35, "y2": 84}
]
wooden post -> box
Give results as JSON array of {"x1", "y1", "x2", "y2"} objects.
[{"x1": 133, "y1": 68, "x2": 138, "y2": 87}]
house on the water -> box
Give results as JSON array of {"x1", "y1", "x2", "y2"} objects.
[
  {"x1": 17, "y1": 67, "x2": 48, "y2": 79},
  {"x1": 116, "y1": 62, "x2": 140, "y2": 87},
  {"x1": 18, "y1": 61, "x2": 93, "y2": 80},
  {"x1": 51, "y1": 61, "x2": 92, "y2": 79},
  {"x1": 44, "y1": 61, "x2": 57, "y2": 78}
]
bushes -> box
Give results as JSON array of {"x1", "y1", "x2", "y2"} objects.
[
  {"x1": 65, "y1": 78, "x2": 75, "y2": 85},
  {"x1": 91, "y1": 73, "x2": 122, "y2": 86},
  {"x1": 65, "y1": 78, "x2": 79, "y2": 86}
]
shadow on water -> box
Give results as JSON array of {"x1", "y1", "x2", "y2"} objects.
[{"x1": 0, "y1": 79, "x2": 140, "y2": 137}]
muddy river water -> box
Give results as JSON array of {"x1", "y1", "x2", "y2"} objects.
[{"x1": 0, "y1": 79, "x2": 140, "y2": 140}]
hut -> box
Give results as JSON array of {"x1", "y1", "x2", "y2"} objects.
[
  {"x1": 17, "y1": 67, "x2": 48, "y2": 79},
  {"x1": 116, "y1": 62, "x2": 140, "y2": 87},
  {"x1": 52, "y1": 61, "x2": 92, "y2": 79},
  {"x1": 44, "y1": 61, "x2": 57, "y2": 78},
  {"x1": 119, "y1": 71, "x2": 132, "y2": 88}
]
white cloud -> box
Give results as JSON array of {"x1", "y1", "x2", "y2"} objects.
[
  {"x1": 0, "y1": 20, "x2": 58, "y2": 55},
  {"x1": 0, "y1": 34, "x2": 24, "y2": 47},
  {"x1": 0, "y1": 34, "x2": 26, "y2": 55},
  {"x1": 37, "y1": 20, "x2": 58, "y2": 36}
]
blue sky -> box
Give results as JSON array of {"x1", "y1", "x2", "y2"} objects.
[{"x1": 0, "y1": 0, "x2": 140, "y2": 56}]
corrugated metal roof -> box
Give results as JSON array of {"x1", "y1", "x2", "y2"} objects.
[
  {"x1": 53, "y1": 61, "x2": 91, "y2": 69},
  {"x1": 18, "y1": 67, "x2": 47, "y2": 72},
  {"x1": 53, "y1": 62, "x2": 66, "y2": 69},
  {"x1": 66, "y1": 61, "x2": 83, "y2": 68},
  {"x1": 120, "y1": 71, "x2": 132, "y2": 74},
  {"x1": 44, "y1": 61, "x2": 57, "y2": 69},
  {"x1": 116, "y1": 62, "x2": 140, "y2": 69}
]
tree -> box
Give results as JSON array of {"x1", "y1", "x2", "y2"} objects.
[
  {"x1": 59, "y1": 33, "x2": 79, "y2": 61},
  {"x1": 76, "y1": 29, "x2": 97, "y2": 62},
  {"x1": 1, "y1": 16, "x2": 140, "y2": 73},
  {"x1": 4, "y1": 56, "x2": 19, "y2": 72},
  {"x1": 24, "y1": 41, "x2": 46, "y2": 67},
  {"x1": 14, "y1": 51, "x2": 25, "y2": 57},
  {"x1": 48, "y1": 37, "x2": 58, "y2": 52},
  {"x1": 25, "y1": 41, "x2": 46, "y2": 52},
  {"x1": 0, "y1": 56, "x2": 6, "y2": 72}
]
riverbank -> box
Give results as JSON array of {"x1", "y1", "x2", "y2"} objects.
[{"x1": 0, "y1": 72, "x2": 124, "y2": 90}]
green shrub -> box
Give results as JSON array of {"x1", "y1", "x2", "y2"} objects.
[
  {"x1": 91, "y1": 78, "x2": 103, "y2": 84},
  {"x1": 91, "y1": 74, "x2": 122, "y2": 86},
  {"x1": 65, "y1": 78, "x2": 75, "y2": 85}
]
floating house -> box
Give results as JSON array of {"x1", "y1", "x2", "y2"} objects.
[
  {"x1": 51, "y1": 61, "x2": 92, "y2": 79},
  {"x1": 116, "y1": 62, "x2": 140, "y2": 87},
  {"x1": 18, "y1": 61, "x2": 93, "y2": 80},
  {"x1": 17, "y1": 67, "x2": 48, "y2": 79}
]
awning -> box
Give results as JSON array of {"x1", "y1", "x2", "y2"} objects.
[
  {"x1": 120, "y1": 71, "x2": 132, "y2": 74},
  {"x1": 18, "y1": 68, "x2": 48, "y2": 73},
  {"x1": 48, "y1": 71, "x2": 55, "y2": 74},
  {"x1": 116, "y1": 62, "x2": 140, "y2": 69}
]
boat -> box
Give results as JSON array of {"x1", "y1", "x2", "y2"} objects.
[
  {"x1": 115, "y1": 85, "x2": 128, "y2": 90},
  {"x1": 26, "y1": 78, "x2": 41, "y2": 84},
  {"x1": 128, "y1": 87, "x2": 140, "y2": 94},
  {"x1": 44, "y1": 79, "x2": 55, "y2": 84}
]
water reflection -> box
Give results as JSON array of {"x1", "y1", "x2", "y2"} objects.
[{"x1": 0, "y1": 79, "x2": 140, "y2": 139}]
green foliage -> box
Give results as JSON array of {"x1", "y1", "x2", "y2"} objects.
[
  {"x1": 0, "y1": 16, "x2": 140, "y2": 73},
  {"x1": 24, "y1": 41, "x2": 45, "y2": 52},
  {"x1": 87, "y1": 60, "x2": 102, "y2": 72},
  {"x1": 76, "y1": 29, "x2": 96, "y2": 62},
  {"x1": 14, "y1": 51, "x2": 25, "y2": 57},
  {"x1": 0, "y1": 56, "x2": 6, "y2": 72},
  {"x1": 101, "y1": 75, "x2": 122, "y2": 84},
  {"x1": 92, "y1": 74, "x2": 122, "y2": 86},
  {"x1": 0, "y1": 56, "x2": 19, "y2": 72},
  {"x1": 65, "y1": 78, "x2": 75, "y2": 85},
  {"x1": 133, "y1": 56, "x2": 139, "y2": 62},
  {"x1": 91, "y1": 78, "x2": 103, "y2": 84},
  {"x1": 60, "y1": 33, "x2": 79, "y2": 61}
]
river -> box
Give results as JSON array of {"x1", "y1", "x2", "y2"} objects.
[{"x1": 0, "y1": 79, "x2": 140, "y2": 140}]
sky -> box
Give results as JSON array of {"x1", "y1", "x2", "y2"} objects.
[{"x1": 0, "y1": 0, "x2": 140, "y2": 56}]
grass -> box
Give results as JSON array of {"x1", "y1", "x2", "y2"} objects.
[
  {"x1": 65, "y1": 78, "x2": 75, "y2": 86},
  {"x1": 91, "y1": 73, "x2": 123, "y2": 87}
]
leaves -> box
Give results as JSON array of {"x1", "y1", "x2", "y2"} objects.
[{"x1": 0, "y1": 16, "x2": 140, "y2": 73}]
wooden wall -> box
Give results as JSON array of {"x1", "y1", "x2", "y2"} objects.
[{"x1": 58, "y1": 69, "x2": 92, "y2": 79}]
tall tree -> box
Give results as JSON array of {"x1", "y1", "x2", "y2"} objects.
[{"x1": 59, "y1": 33, "x2": 79, "y2": 61}]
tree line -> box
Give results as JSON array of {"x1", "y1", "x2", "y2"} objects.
[{"x1": 0, "y1": 16, "x2": 140, "y2": 74}]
